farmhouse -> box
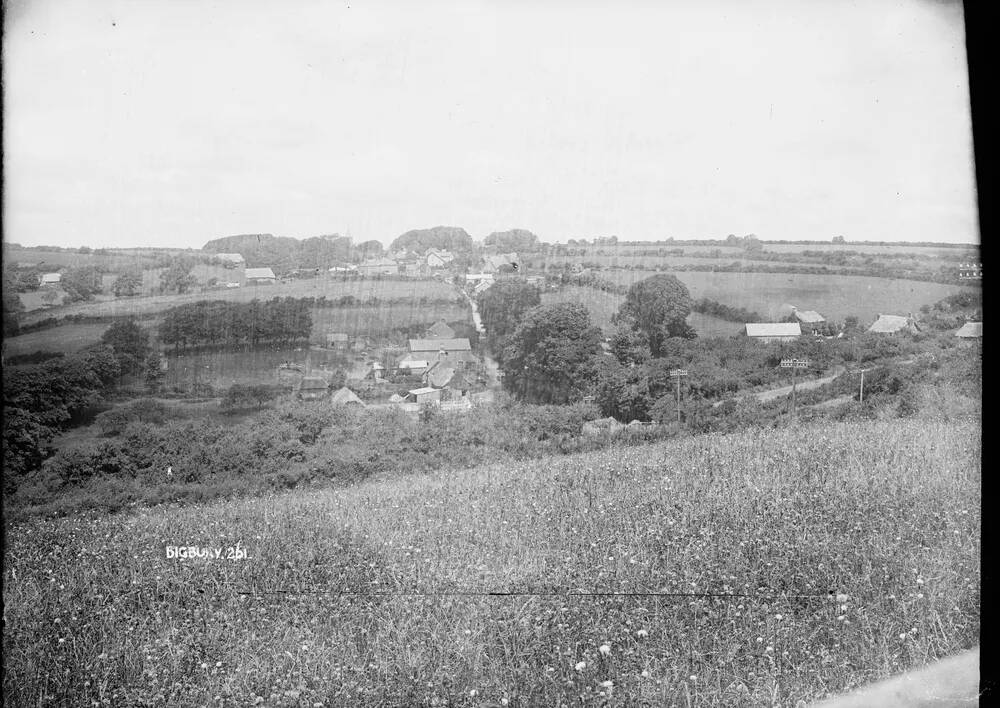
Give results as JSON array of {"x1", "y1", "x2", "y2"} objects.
[
  {"x1": 325, "y1": 332, "x2": 350, "y2": 349},
  {"x1": 39, "y1": 272, "x2": 62, "y2": 286},
  {"x1": 408, "y1": 338, "x2": 475, "y2": 367},
  {"x1": 426, "y1": 320, "x2": 456, "y2": 339},
  {"x1": 245, "y1": 267, "x2": 276, "y2": 284},
  {"x1": 297, "y1": 376, "x2": 329, "y2": 401},
  {"x1": 358, "y1": 258, "x2": 398, "y2": 276},
  {"x1": 407, "y1": 387, "x2": 442, "y2": 404},
  {"x1": 216, "y1": 253, "x2": 245, "y2": 266},
  {"x1": 331, "y1": 386, "x2": 365, "y2": 406},
  {"x1": 745, "y1": 322, "x2": 801, "y2": 343},
  {"x1": 868, "y1": 314, "x2": 921, "y2": 336},
  {"x1": 426, "y1": 249, "x2": 455, "y2": 268},
  {"x1": 955, "y1": 322, "x2": 982, "y2": 339}
]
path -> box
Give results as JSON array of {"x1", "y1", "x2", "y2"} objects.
[
  {"x1": 713, "y1": 366, "x2": 846, "y2": 408},
  {"x1": 457, "y1": 284, "x2": 501, "y2": 389}
]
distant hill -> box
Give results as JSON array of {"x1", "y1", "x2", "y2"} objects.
[
  {"x1": 484, "y1": 229, "x2": 541, "y2": 252},
  {"x1": 390, "y1": 226, "x2": 474, "y2": 254}
]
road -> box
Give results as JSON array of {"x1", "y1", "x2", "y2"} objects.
[
  {"x1": 713, "y1": 366, "x2": 846, "y2": 407},
  {"x1": 458, "y1": 285, "x2": 502, "y2": 389}
]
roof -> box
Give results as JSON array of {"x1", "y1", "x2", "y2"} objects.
[
  {"x1": 868, "y1": 315, "x2": 918, "y2": 334},
  {"x1": 745, "y1": 322, "x2": 802, "y2": 337},
  {"x1": 426, "y1": 320, "x2": 456, "y2": 339},
  {"x1": 447, "y1": 370, "x2": 473, "y2": 390},
  {"x1": 216, "y1": 252, "x2": 245, "y2": 263},
  {"x1": 408, "y1": 387, "x2": 439, "y2": 395},
  {"x1": 409, "y1": 338, "x2": 472, "y2": 352},
  {"x1": 794, "y1": 310, "x2": 825, "y2": 323},
  {"x1": 399, "y1": 359, "x2": 429, "y2": 369},
  {"x1": 245, "y1": 267, "x2": 275, "y2": 279},
  {"x1": 299, "y1": 376, "x2": 329, "y2": 390},
  {"x1": 40, "y1": 272, "x2": 62, "y2": 283},
  {"x1": 426, "y1": 365, "x2": 455, "y2": 388},
  {"x1": 955, "y1": 322, "x2": 982, "y2": 338},
  {"x1": 389, "y1": 393, "x2": 407, "y2": 403},
  {"x1": 331, "y1": 387, "x2": 365, "y2": 405}
]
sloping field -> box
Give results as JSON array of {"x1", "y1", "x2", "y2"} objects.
[
  {"x1": 594, "y1": 271, "x2": 972, "y2": 322},
  {"x1": 18, "y1": 277, "x2": 460, "y2": 325},
  {"x1": 3, "y1": 420, "x2": 979, "y2": 706}
]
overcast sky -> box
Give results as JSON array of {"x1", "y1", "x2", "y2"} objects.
[{"x1": 3, "y1": 0, "x2": 977, "y2": 249}]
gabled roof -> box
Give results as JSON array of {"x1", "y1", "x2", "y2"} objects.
[
  {"x1": 746, "y1": 322, "x2": 801, "y2": 337},
  {"x1": 794, "y1": 310, "x2": 825, "y2": 323},
  {"x1": 245, "y1": 267, "x2": 275, "y2": 279},
  {"x1": 40, "y1": 272, "x2": 62, "y2": 284},
  {"x1": 426, "y1": 320, "x2": 456, "y2": 339},
  {"x1": 389, "y1": 393, "x2": 407, "y2": 403},
  {"x1": 868, "y1": 315, "x2": 919, "y2": 334},
  {"x1": 955, "y1": 322, "x2": 982, "y2": 338},
  {"x1": 331, "y1": 387, "x2": 365, "y2": 405},
  {"x1": 426, "y1": 365, "x2": 455, "y2": 388},
  {"x1": 408, "y1": 387, "x2": 439, "y2": 395},
  {"x1": 409, "y1": 338, "x2": 472, "y2": 352},
  {"x1": 399, "y1": 359, "x2": 429, "y2": 369}
]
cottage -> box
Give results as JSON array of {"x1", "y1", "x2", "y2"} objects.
[
  {"x1": 426, "y1": 320, "x2": 456, "y2": 339},
  {"x1": 407, "y1": 387, "x2": 442, "y2": 404},
  {"x1": 39, "y1": 272, "x2": 62, "y2": 287},
  {"x1": 216, "y1": 253, "x2": 245, "y2": 266},
  {"x1": 745, "y1": 322, "x2": 802, "y2": 343},
  {"x1": 357, "y1": 258, "x2": 399, "y2": 277},
  {"x1": 331, "y1": 386, "x2": 365, "y2": 406},
  {"x1": 868, "y1": 314, "x2": 920, "y2": 336},
  {"x1": 245, "y1": 267, "x2": 276, "y2": 284},
  {"x1": 408, "y1": 338, "x2": 475, "y2": 367},
  {"x1": 325, "y1": 332, "x2": 350, "y2": 349},
  {"x1": 297, "y1": 376, "x2": 329, "y2": 401},
  {"x1": 955, "y1": 322, "x2": 982, "y2": 339}
]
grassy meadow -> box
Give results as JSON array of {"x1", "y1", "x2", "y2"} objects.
[{"x1": 2, "y1": 418, "x2": 980, "y2": 707}]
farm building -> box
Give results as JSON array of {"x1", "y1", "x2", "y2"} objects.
[
  {"x1": 426, "y1": 320, "x2": 456, "y2": 339},
  {"x1": 357, "y1": 258, "x2": 398, "y2": 276},
  {"x1": 444, "y1": 369, "x2": 473, "y2": 396},
  {"x1": 745, "y1": 322, "x2": 801, "y2": 343},
  {"x1": 792, "y1": 308, "x2": 825, "y2": 324},
  {"x1": 955, "y1": 322, "x2": 982, "y2": 339},
  {"x1": 364, "y1": 362, "x2": 386, "y2": 380},
  {"x1": 325, "y1": 332, "x2": 350, "y2": 349},
  {"x1": 245, "y1": 267, "x2": 276, "y2": 284},
  {"x1": 473, "y1": 280, "x2": 493, "y2": 296},
  {"x1": 408, "y1": 338, "x2": 475, "y2": 367},
  {"x1": 331, "y1": 387, "x2": 365, "y2": 406},
  {"x1": 297, "y1": 376, "x2": 330, "y2": 401},
  {"x1": 398, "y1": 356, "x2": 431, "y2": 374},
  {"x1": 215, "y1": 253, "x2": 245, "y2": 266},
  {"x1": 389, "y1": 393, "x2": 407, "y2": 404},
  {"x1": 426, "y1": 249, "x2": 455, "y2": 268},
  {"x1": 868, "y1": 314, "x2": 921, "y2": 335},
  {"x1": 328, "y1": 264, "x2": 355, "y2": 273},
  {"x1": 407, "y1": 387, "x2": 442, "y2": 404},
  {"x1": 39, "y1": 272, "x2": 62, "y2": 286}
]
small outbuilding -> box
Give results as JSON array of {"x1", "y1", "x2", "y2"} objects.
[
  {"x1": 297, "y1": 376, "x2": 329, "y2": 401},
  {"x1": 868, "y1": 314, "x2": 920, "y2": 336},
  {"x1": 407, "y1": 387, "x2": 442, "y2": 404},
  {"x1": 245, "y1": 267, "x2": 276, "y2": 283},
  {"x1": 331, "y1": 386, "x2": 365, "y2": 406}
]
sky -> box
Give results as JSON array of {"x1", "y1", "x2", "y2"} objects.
[{"x1": 2, "y1": 0, "x2": 978, "y2": 249}]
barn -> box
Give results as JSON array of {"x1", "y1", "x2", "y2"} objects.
[{"x1": 745, "y1": 322, "x2": 801, "y2": 343}]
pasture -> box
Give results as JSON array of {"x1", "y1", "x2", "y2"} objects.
[
  {"x1": 17, "y1": 277, "x2": 461, "y2": 326},
  {"x1": 592, "y1": 270, "x2": 972, "y2": 322},
  {"x1": 2, "y1": 419, "x2": 980, "y2": 706}
]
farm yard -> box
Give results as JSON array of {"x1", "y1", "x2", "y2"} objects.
[{"x1": 2, "y1": 418, "x2": 980, "y2": 706}]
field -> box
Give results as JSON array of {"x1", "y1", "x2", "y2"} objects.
[
  {"x1": 17, "y1": 277, "x2": 461, "y2": 326},
  {"x1": 4, "y1": 322, "x2": 156, "y2": 358},
  {"x1": 590, "y1": 271, "x2": 972, "y2": 322},
  {"x1": 2, "y1": 418, "x2": 980, "y2": 706}
]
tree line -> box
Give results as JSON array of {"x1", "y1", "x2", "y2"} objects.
[{"x1": 159, "y1": 297, "x2": 313, "y2": 350}]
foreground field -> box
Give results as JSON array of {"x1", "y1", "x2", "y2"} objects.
[{"x1": 3, "y1": 419, "x2": 979, "y2": 707}]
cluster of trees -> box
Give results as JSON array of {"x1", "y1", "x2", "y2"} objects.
[
  {"x1": 476, "y1": 280, "x2": 541, "y2": 361},
  {"x1": 691, "y1": 297, "x2": 763, "y2": 323},
  {"x1": 159, "y1": 297, "x2": 312, "y2": 350},
  {"x1": 389, "y1": 226, "x2": 474, "y2": 254},
  {"x1": 203, "y1": 234, "x2": 384, "y2": 271},
  {"x1": 483, "y1": 229, "x2": 541, "y2": 253},
  {"x1": 3, "y1": 348, "x2": 121, "y2": 480}
]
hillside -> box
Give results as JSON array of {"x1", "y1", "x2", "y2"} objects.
[{"x1": 3, "y1": 418, "x2": 980, "y2": 706}]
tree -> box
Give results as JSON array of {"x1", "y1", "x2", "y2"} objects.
[
  {"x1": 113, "y1": 270, "x2": 143, "y2": 296},
  {"x1": 144, "y1": 353, "x2": 165, "y2": 392},
  {"x1": 616, "y1": 274, "x2": 695, "y2": 357},
  {"x1": 833, "y1": 235, "x2": 846, "y2": 244},
  {"x1": 3, "y1": 269, "x2": 24, "y2": 336},
  {"x1": 501, "y1": 302, "x2": 602, "y2": 404},
  {"x1": 160, "y1": 256, "x2": 197, "y2": 294},
  {"x1": 101, "y1": 319, "x2": 151, "y2": 374},
  {"x1": 609, "y1": 324, "x2": 649, "y2": 366},
  {"x1": 476, "y1": 280, "x2": 541, "y2": 361},
  {"x1": 484, "y1": 229, "x2": 541, "y2": 253},
  {"x1": 62, "y1": 265, "x2": 103, "y2": 302}
]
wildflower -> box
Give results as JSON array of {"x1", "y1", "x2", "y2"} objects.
[
  {"x1": 575, "y1": 661, "x2": 587, "y2": 671},
  {"x1": 599, "y1": 644, "x2": 611, "y2": 656}
]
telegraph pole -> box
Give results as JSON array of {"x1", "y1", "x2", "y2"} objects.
[
  {"x1": 854, "y1": 367, "x2": 871, "y2": 403},
  {"x1": 779, "y1": 358, "x2": 810, "y2": 424},
  {"x1": 669, "y1": 369, "x2": 688, "y2": 424}
]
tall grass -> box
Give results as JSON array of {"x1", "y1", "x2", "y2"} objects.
[{"x1": 2, "y1": 418, "x2": 979, "y2": 706}]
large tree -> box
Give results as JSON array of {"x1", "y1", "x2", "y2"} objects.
[
  {"x1": 101, "y1": 319, "x2": 151, "y2": 374},
  {"x1": 113, "y1": 270, "x2": 143, "y2": 296},
  {"x1": 160, "y1": 255, "x2": 198, "y2": 294},
  {"x1": 617, "y1": 274, "x2": 695, "y2": 357},
  {"x1": 62, "y1": 265, "x2": 103, "y2": 302},
  {"x1": 501, "y1": 302, "x2": 602, "y2": 404},
  {"x1": 476, "y1": 280, "x2": 541, "y2": 360},
  {"x1": 390, "y1": 226, "x2": 474, "y2": 254},
  {"x1": 483, "y1": 229, "x2": 541, "y2": 253}
]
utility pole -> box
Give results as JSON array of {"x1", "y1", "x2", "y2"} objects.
[
  {"x1": 669, "y1": 369, "x2": 688, "y2": 424},
  {"x1": 779, "y1": 358, "x2": 810, "y2": 424},
  {"x1": 853, "y1": 367, "x2": 871, "y2": 403}
]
